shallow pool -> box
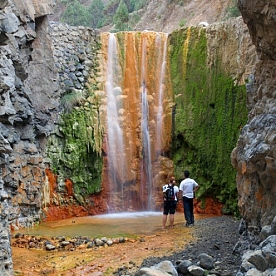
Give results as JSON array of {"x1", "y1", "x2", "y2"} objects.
[{"x1": 15, "y1": 211, "x2": 187, "y2": 238}]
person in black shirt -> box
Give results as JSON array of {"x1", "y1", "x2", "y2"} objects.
[{"x1": 162, "y1": 176, "x2": 179, "y2": 229}]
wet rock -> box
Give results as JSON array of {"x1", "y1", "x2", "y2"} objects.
[
  {"x1": 45, "y1": 244, "x2": 56, "y2": 251},
  {"x1": 106, "y1": 239, "x2": 113, "y2": 246},
  {"x1": 101, "y1": 237, "x2": 108, "y2": 243},
  {"x1": 94, "y1": 238, "x2": 104, "y2": 246},
  {"x1": 119, "y1": 237, "x2": 126, "y2": 243},
  {"x1": 61, "y1": 241, "x2": 70, "y2": 246}
]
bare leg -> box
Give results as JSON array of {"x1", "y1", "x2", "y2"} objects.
[
  {"x1": 169, "y1": 214, "x2": 174, "y2": 228},
  {"x1": 162, "y1": 214, "x2": 167, "y2": 229}
]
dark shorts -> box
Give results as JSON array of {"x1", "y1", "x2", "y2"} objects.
[{"x1": 163, "y1": 200, "x2": 177, "y2": 215}]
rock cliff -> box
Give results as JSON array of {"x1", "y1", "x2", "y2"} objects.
[
  {"x1": 229, "y1": 1, "x2": 276, "y2": 274},
  {"x1": 232, "y1": 0, "x2": 276, "y2": 236},
  {"x1": 0, "y1": 0, "x2": 56, "y2": 273},
  {"x1": 169, "y1": 18, "x2": 256, "y2": 214},
  {"x1": 133, "y1": 0, "x2": 234, "y2": 33},
  {"x1": 44, "y1": 18, "x2": 256, "y2": 217}
]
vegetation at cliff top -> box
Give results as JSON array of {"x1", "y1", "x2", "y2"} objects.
[
  {"x1": 59, "y1": 0, "x2": 148, "y2": 31},
  {"x1": 57, "y1": 0, "x2": 240, "y2": 32}
]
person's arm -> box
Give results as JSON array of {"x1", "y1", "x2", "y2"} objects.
[
  {"x1": 193, "y1": 184, "x2": 199, "y2": 194},
  {"x1": 175, "y1": 188, "x2": 179, "y2": 201},
  {"x1": 178, "y1": 186, "x2": 183, "y2": 200}
]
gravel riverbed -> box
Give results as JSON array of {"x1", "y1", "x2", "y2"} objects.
[{"x1": 131, "y1": 215, "x2": 241, "y2": 276}]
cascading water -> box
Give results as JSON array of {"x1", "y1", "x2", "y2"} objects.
[
  {"x1": 105, "y1": 33, "x2": 126, "y2": 212},
  {"x1": 101, "y1": 31, "x2": 173, "y2": 212},
  {"x1": 140, "y1": 35, "x2": 153, "y2": 210},
  {"x1": 141, "y1": 81, "x2": 153, "y2": 210},
  {"x1": 155, "y1": 33, "x2": 168, "y2": 155}
]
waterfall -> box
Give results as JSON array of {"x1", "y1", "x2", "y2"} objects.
[
  {"x1": 101, "y1": 31, "x2": 173, "y2": 212},
  {"x1": 155, "y1": 33, "x2": 168, "y2": 155},
  {"x1": 140, "y1": 34, "x2": 153, "y2": 210},
  {"x1": 141, "y1": 81, "x2": 153, "y2": 210},
  {"x1": 105, "y1": 33, "x2": 126, "y2": 212}
]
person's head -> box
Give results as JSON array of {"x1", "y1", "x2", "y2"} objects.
[
  {"x1": 184, "y1": 170, "x2": 190, "y2": 178},
  {"x1": 169, "y1": 176, "x2": 176, "y2": 185}
]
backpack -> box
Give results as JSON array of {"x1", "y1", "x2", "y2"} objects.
[{"x1": 164, "y1": 185, "x2": 175, "y2": 201}]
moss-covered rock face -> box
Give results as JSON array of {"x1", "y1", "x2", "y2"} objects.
[
  {"x1": 168, "y1": 20, "x2": 254, "y2": 214},
  {"x1": 47, "y1": 101, "x2": 103, "y2": 196},
  {"x1": 46, "y1": 37, "x2": 104, "y2": 201},
  {"x1": 45, "y1": 18, "x2": 255, "y2": 216}
]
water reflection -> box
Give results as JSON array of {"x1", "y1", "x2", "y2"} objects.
[{"x1": 16, "y1": 212, "x2": 183, "y2": 238}]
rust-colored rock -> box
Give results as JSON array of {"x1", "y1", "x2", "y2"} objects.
[
  {"x1": 43, "y1": 206, "x2": 89, "y2": 222},
  {"x1": 99, "y1": 32, "x2": 174, "y2": 212}
]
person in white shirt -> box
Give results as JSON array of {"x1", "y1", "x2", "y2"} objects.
[
  {"x1": 179, "y1": 170, "x2": 199, "y2": 227},
  {"x1": 162, "y1": 176, "x2": 179, "y2": 229}
]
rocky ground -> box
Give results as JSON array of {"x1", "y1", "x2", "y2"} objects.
[
  {"x1": 12, "y1": 215, "x2": 241, "y2": 275},
  {"x1": 131, "y1": 215, "x2": 241, "y2": 276}
]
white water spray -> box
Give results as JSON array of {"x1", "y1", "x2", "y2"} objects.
[
  {"x1": 105, "y1": 33, "x2": 126, "y2": 211},
  {"x1": 155, "y1": 33, "x2": 168, "y2": 154},
  {"x1": 141, "y1": 36, "x2": 153, "y2": 210}
]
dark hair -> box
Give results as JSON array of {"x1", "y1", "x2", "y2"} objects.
[
  {"x1": 169, "y1": 176, "x2": 176, "y2": 183},
  {"x1": 184, "y1": 170, "x2": 190, "y2": 178}
]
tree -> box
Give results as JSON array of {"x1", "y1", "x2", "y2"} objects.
[
  {"x1": 133, "y1": 0, "x2": 147, "y2": 11},
  {"x1": 124, "y1": 0, "x2": 135, "y2": 12},
  {"x1": 88, "y1": 0, "x2": 105, "y2": 28},
  {"x1": 124, "y1": 0, "x2": 147, "y2": 13},
  {"x1": 113, "y1": 0, "x2": 129, "y2": 31},
  {"x1": 102, "y1": 0, "x2": 120, "y2": 26},
  {"x1": 61, "y1": 0, "x2": 91, "y2": 27}
]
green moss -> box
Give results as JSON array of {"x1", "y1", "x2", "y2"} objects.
[
  {"x1": 47, "y1": 103, "x2": 103, "y2": 195},
  {"x1": 169, "y1": 27, "x2": 247, "y2": 215},
  {"x1": 46, "y1": 41, "x2": 103, "y2": 198}
]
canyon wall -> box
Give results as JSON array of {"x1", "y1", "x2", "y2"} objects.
[
  {"x1": 0, "y1": 0, "x2": 271, "y2": 274},
  {"x1": 0, "y1": 0, "x2": 56, "y2": 273},
  {"x1": 43, "y1": 23, "x2": 104, "y2": 220},
  {"x1": 232, "y1": 0, "x2": 276, "y2": 238},
  {"x1": 45, "y1": 18, "x2": 256, "y2": 216},
  {"x1": 0, "y1": 0, "x2": 257, "y2": 235},
  {"x1": 169, "y1": 17, "x2": 256, "y2": 214},
  {"x1": 0, "y1": 1, "x2": 257, "y2": 234}
]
